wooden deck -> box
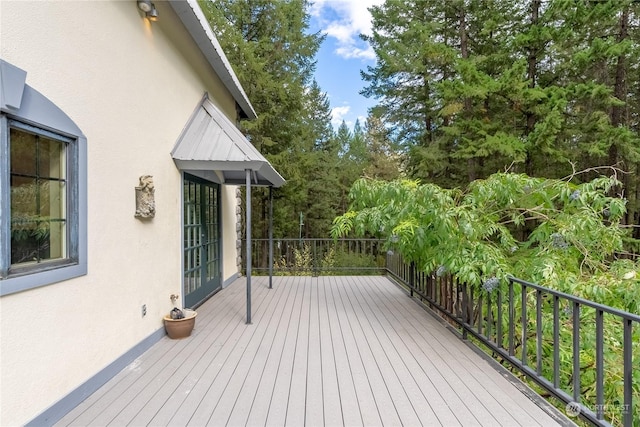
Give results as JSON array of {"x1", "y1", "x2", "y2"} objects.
[{"x1": 56, "y1": 276, "x2": 568, "y2": 426}]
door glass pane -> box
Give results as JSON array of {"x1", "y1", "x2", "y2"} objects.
[{"x1": 183, "y1": 175, "x2": 221, "y2": 307}]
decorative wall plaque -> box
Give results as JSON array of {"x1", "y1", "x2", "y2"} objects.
[{"x1": 135, "y1": 175, "x2": 155, "y2": 219}]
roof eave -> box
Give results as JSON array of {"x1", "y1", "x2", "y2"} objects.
[{"x1": 168, "y1": 0, "x2": 257, "y2": 119}]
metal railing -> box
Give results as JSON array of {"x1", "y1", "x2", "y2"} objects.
[
  {"x1": 387, "y1": 253, "x2": 640, "y2": 427},
  {"x1": 244, "y1": 238, "x2": 386, "y2": 275}
]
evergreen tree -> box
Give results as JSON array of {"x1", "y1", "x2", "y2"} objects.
[
  {"x1": 363, "y1": 115, "x2": 402, "y2": 181},
  {"x1": 362, "y1": 0, "x2": 640, "y2": 240},
  {"x1": 201, "y1": 0, "x2": 327, "y2": 238}
]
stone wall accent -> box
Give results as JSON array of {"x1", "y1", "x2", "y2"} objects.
[{"x1": 236, "y1": 187, "x2": 242, "y2": 273}]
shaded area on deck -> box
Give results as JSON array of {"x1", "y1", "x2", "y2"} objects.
[{"x1": 57, "y1": 276, "x2": 568, "y2": 426}]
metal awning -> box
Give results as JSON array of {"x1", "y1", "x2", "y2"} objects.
[
  {"x1": 171, "y1": 94, "x2": 285, "y2": 188},
  {"x1": 172, "y1": 94, "x2": 283, "y2": 324}
]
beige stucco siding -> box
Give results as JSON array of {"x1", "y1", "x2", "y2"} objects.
[{"x1": 0, "y1": 1, "x2": 243, "y2": 425}]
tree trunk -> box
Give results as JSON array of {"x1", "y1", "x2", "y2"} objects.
[
  {"x1": 609, "y1": 6, "x2": 628, "y2": 167},
  {"x1": 459, "y1": 4, "x2": 475, "y2": 182},
  {"x1": 524, "y1": 0, "x2": 540, "y2": 176},
  {"x1": 610, "y1": 7, "x2": 630, "y2": 229}
]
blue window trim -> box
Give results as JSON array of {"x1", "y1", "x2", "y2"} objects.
[{"x1": 0, "y1": 59, "x2": 87, "y2": 296}]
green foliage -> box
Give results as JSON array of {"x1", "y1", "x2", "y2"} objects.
[
  {"x1": 337, "y1": 172, "x2": 639, "y2": 425},
  {"x1": 362, "y1": 0, "x2": 640, "y2": 238},
  {"x1": 332, "y1": 172, "x2": 637, "y2": 311},
  {"x1": 272, "y1": 243, "x2": 380, "y2": 276},
  {"x1": 274, "y1": 244, "x2": 314, "y2": 275}
]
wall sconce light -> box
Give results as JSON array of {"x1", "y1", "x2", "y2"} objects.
[
  {"x1": 137, "y1": 0, "x2": 159, "y2": 21},
  {"x1": 147, "y1": 4, "x2": 159, "y2": 21},
  {"x1": 137, "y1": 0, "x2": 152, "y2": 12}
]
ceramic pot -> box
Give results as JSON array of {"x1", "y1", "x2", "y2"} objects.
[{"x1": 163, "y1": 310, "x2": 197, "y2": 339}]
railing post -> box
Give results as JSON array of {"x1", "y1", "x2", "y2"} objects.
[
  {"x1": 553, "y1": 296, "x2": 559, "y2": 389},
  {"x1": 536, "y1": 290, "x2": 542, "y2": 376},
  {"x1": 312, "y1": 239, "x2": 318, "y2": 277},
  {"x1": 521, "y1": 284, "x2": 527, "y2": 366},
  {"x1": 497, "y1": 290, "x2": 503, "y2": 348},
  {"x1": 477, "y1": 292, "x2": 483, "y2": 336},
  {"x1": 462, "y1": 283, "x2": 468, "y2": 340},
  {"x1": 623, "y1": 318, "x2": 632, "y2": 427},
  {"x1": 596, "y1": 309, "x2": 604, "y2": 420},
  {"x1": 508, "y1": 280, "x2": 515, "y2": 356},
  {"x1": 486, "y1": 293, "x2": 492, "y2": 342},
  {"x1": 409, "y1": 261, "x2": 414, "y2": 297},
  {"x1": 572, "y1": 302, "x2": 580, "y2": 403},
  {"x1": 268, "y1": 186, "x2": 273, "y2": 289}
]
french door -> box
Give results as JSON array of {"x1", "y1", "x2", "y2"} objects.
[{"x1": 183, "y1": 174, "x2": 221, "y2": 308}]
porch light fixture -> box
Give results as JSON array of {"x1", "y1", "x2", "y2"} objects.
[
  {"x1": 137, "y1": 0, "x2": 152, "y2": 12},
  {"x1": 137, "y1": 0, "x2": 158, "y2": 21},
  {"x1": 146, "y1": 4, "x2": 159, "y2": 21}
]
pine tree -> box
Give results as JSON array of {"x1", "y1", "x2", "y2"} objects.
[
  {"x1": 363, "y1": 115, "x2": 402, "y2": 181},
  {"x1": 362, "y1": 0, "x2": 640, "y2": 241},
  {"x1": 201, "y1": 0, "x2": 328, "y2": 238}
]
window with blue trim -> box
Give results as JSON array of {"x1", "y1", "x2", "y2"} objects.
[
  {"x1": 7, "y1": 121, "x2": 75, "y2": 272},
  {"x1": 0, "y1": 59, "x2": 87, "y2": 295}
]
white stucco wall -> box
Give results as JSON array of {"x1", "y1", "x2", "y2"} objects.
[{"x1": 0, "y1": 2, "x2": 243, "y2": 424}]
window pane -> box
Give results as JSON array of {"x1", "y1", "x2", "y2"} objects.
[
  {"x1": 10, "y1": 176, "x2": 38, "y2": 217},
  {"x1": 39, "y1": 180, "x2": 66, "y2": 218},
  {"x1": 38, "y1": 137, "x2": 65, "y2": 178},
  {"x1": 11, "y1": 221, "x2": 39, "y2": 265},
  {"x1": 9, "y1": 127, "x2": 67, "y2": 267},
  {"x1": 9, "y1": 128, "x2": 36, "y2": 175},
  {"x1": 46, "y1": 220, "x2": 66, "y2": 259}
]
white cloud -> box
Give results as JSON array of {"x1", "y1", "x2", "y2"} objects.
[
  {"x1": 335, "y1": 45, "x2": 375, "y2": 60},
  {"x1": 331, "y1": 105, "x2": 351, "y2": 127},
  {"x1": 312, "y1": 0, "x2": 383, "y2": 61}
]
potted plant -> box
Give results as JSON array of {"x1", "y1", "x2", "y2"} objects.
[{"x1": 163, "y1": 294, "x2": 197, "y2": 339}]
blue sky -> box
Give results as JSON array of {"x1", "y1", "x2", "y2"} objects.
[{"x1": 308, "y1": 0, "x2": 384, "y2": 130}]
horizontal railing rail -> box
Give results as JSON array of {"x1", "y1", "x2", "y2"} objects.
[
  {"x1": 243, "y1": 238, "x2": 386, "y2": 275},
  {"x1": 386, "y1": 253, "x2": 639, "y2": 427}
]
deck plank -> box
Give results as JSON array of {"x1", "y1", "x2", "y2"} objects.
[
  {"x1": 370, "y1": 277, "x2": 544, "y2": 426},
  {"x1": 304, "y1": 278, "x2": 324, "y2": 425},
  {"x1": 283, "y1": 276, "x2": 311, "y2": 427},
  {"x1": 112, "y1": 284, "x2": 248, "y2": 426},
  {"x1": 350, "y1": 276, "x2": 446, "y2": 426},
  {"x1": 342, "y1": 275, "x2": 424, "y2": 426},
  {"x1": 182, "y1": 279, "x2": 283, "y2": 426},
  {"x1": 371, "y1": 276, "x2": 512, "y2": 424},
  {"x1": 261, "y1": 276, "x2": 307, "y2": 427},
  {"x1": 243, "y1": 276, "x2": 301, "y2": 426},
  {"x1": 335, "y1": 276, "x2": 403, "y2": 426},
  {"x1": 318, "y1": 277, "x2": 344, "y2": 427},
  {"x1": 220, "y1": 275, "x2": 297, "y2": 426},
  {"x1": 325, "y1": 276, "x2": 369, "y2": 427},
  {"x1": 56, "y1": 275, "x2": 566, "y2": 427}
]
